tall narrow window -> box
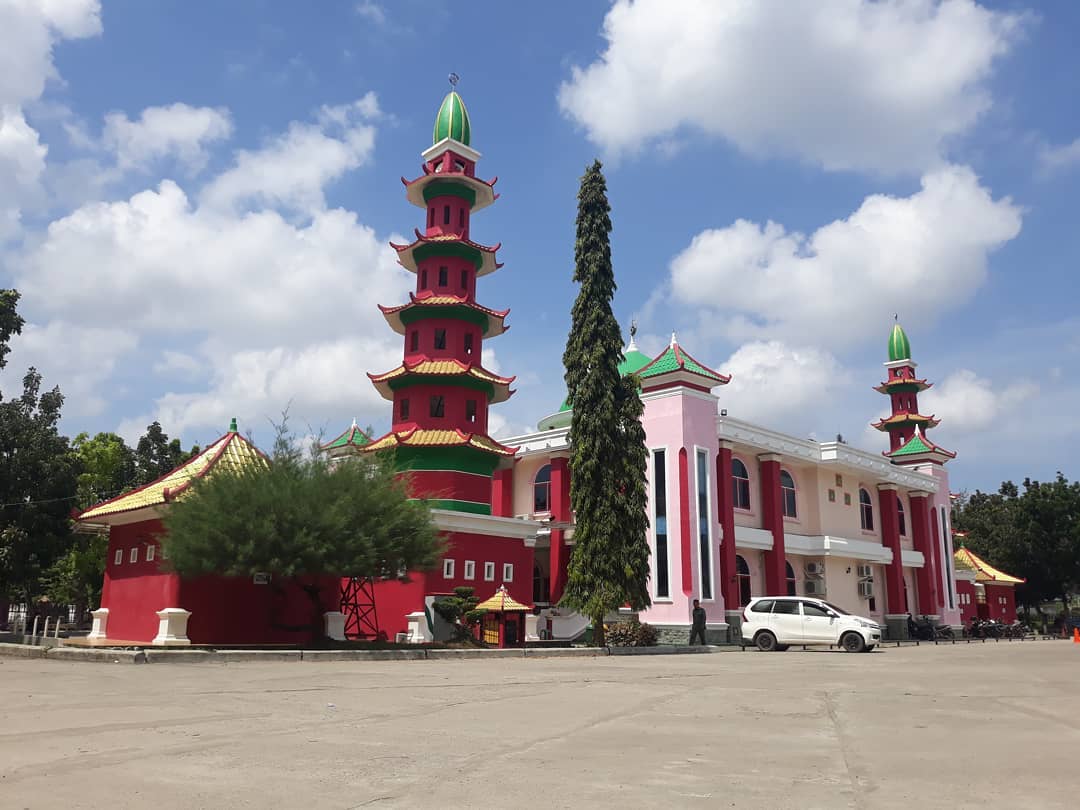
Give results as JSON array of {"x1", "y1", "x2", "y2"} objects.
[
  {"x1": 653, "y1": 450, "x2": 670, "y2": 599},
  {"x1": 421, "y1": 269, "x2": 428, "y2": 288},
  {"x1": 533, "y1": 464, "x2": 551, "y2": 512},
  {"x1": 897, "y1": 499, "x2": 907, "y2": 535},
  {"x1": 736, "y1": 554, "x2": 752, "y2": 606},
  {"x1": 460, "y1": 269, "x2": 468, "y2": 291},
  {"x1": 780, "y1": 470, "x2": 797, "y2": 518},
  {"x1": 399, "y1": 399, "x2": 410, "y2": 420},
  {"x1": 465, "y1": 400, "x2": 477, "y2": 424},
  {"x1": 438, "y1": 266, "x2": 448, "y2": 286},
  {"x1": 464, "y1": 333, "x2": 474, "y2": 356},
  {"x1": 732, "y1": 458, "x2": 751, "y2": 510},
  {"x1": 696, "y1": 449, "x2": 712, "y2": 599},
  {"x1": 429, "y1": 395, "x2": 444, "y2": 418},
  {"x1": 859, "y1": 488, "x2": 874, "y2": 531},
  {"x1": 428, "y1": 207, "x2": 435, "y2": 227},
  {"x1": 114, "y1": 549, "x2": 123, "y2": 566},
  {"x1": 785, "y1": 560, "x2": 797, "y2": 596},
  {"x1": 434, "y1": 328, "x2": 446, "y2": 349},
  {"x1": 129, "y1": 547, "x2": 138, "y2": 563},
  {"x1": 146, "y1": 545, "x2": 156, "y2": 563},
  {"x1": 459, "y1": 209, "x2": 465, "y2": 228},
  {"x1": 443, "y1": 205, "x2": 450, "y2": 224},
  {"x1": 409, "y1": 331, "x2": 418, "y2": 352}
]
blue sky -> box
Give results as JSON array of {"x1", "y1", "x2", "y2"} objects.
[{"x1": 1, "y1": 0, "x2": 1077, "y2": 493}]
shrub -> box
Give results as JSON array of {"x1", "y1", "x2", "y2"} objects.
[{"x1": 605, "y1": 617, "x2": 658, "y2": 647}]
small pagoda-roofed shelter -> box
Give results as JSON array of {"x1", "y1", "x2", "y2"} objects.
[
  {"x1": 76, "y1": 419, "x2": 340, "y2": 646},
  {"x1": 320, "y1": 419, "x2": 372, "y2": 461},
  {"x1": 474, "y1": 585, "x2": 530, "y2": 648},
  {"x1": 953, "y1": 545, "x2": 1024, "y2": 624}
]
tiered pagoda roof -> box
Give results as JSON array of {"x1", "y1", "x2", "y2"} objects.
[
  {"x1": 320, "y1": 420, "x2": 372, "y2": 453},
  {"x1": 873, "y1": 375, "x2": 931, "y2": 394},
  {"x1": 872, "y1": 411, "x2": 941, "y2": 431},
  {"x1": 638, "y1": 334, "x2": 731, "y2": 387},
  {"x1": 954, "y1": 546, "x2": 1025, "y2": 585},
  {"x1": 379, "y1": 293, "x2": 509, "y2": 337},
  {"x1": 368, "y1": 358, "x2": 515, "y2": 403},
  {"x1": 475, "y1": 585, "x2": 530, "y2": 612},
  {"x1": 77, "y1": 419, "x2": 267, "y2": 523},
  {"x1": 365, "y1": 427, "x2": 516, "y2": 456},
  {"x1": 391, "y1": 231, "x2": 503, "y2": 277},
  {"x1": 884, "y1": 425, "x2": 956, "y2": 463}
]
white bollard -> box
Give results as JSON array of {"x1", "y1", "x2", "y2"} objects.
[
  {"x1": 42, "y1": 617, "x2": 50, "y2": 637},
  {"x1": 31, "y1": 616, "x2": 39, "y2": 638},
  {"x1": 53, "y1": 618, "x2": 61, "y2": 638}
]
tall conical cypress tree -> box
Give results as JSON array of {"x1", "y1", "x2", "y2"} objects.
[{"x1": 560, "y1": 160, "x2": 650, "y2": 647}]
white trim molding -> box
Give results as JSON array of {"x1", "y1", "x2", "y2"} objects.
[{"x1": 430, "y1": 509, "x2": 544, "y2": 540}]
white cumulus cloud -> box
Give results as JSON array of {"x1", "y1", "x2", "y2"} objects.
[
  {"x1": 559, "y1": 0, "x2": 1025, "y2": 172},
  {"x1": 920, "y1": 369, "x2": 1037, "y2": 433},
  {"x1": 667, "y1": 165, "x2": 1021, "y2": 351},
  {"x1": 102, "y1": 103, "x2": 233, "y2": 172}
]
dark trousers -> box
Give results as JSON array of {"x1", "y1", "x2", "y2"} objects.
[{"x1": 689, "y1": 625, "x2": 707, "y2": 645}]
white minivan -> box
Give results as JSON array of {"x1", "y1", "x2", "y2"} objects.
[{"x1": 741, "y1": 596, "x2": 882, "y2": 653}]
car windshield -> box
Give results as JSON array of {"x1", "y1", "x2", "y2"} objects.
[{"x1": 823, "y1": 601, "x2": 851, "y2": 615}]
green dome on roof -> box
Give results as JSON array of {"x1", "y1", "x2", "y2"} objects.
[
  {"x1": 557, "y1": 346, "x2": 653, "y2": 412},
  {"x1": 888, "y1": 322, "x2": 911, "y2": 362},
  {"x1": 433, "y1": 91, "x2": 471, "y2": 146}
]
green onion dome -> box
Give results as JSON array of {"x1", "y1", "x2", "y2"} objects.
[
  {"x1": 888, "y1": 322, "x2": 911, "y2": 362},
  {"x1": 433, "y1": 91, "x2": 471, "y2": 146}
]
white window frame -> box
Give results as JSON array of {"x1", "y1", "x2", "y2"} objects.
[
  {"x1": 464, "y1": 560, "x2": 476, "y2": 580},
  {"x1": 694, "y1": 446, "x2": 715, "y2": 601},
  {"x1": 129, "y1": 547, "x2": 138, "y2": 563},
  {"x1": 442, "y1": 559, "x2": 455, "y2": 579},
  {"x1": 502, "y1": 563, "x2": 514, "y2": 582},
  {"x1": 146, "y1": 545, "x2": 155, "y2": 563},
  {"x1": 650, "y1": 445, "x2": 672, "y2": 601},
  {"x1": 483, "y1": 561, "x2": 495, "y2": 582},
  {"x1": 114, "y1": 549, "x2": 123, "y2": 566}
]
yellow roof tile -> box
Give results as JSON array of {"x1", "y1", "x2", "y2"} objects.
[
  {"x1": 77, "y1": 432, "x2": 268, "y2": 521},
  {"x1": 953, "y1": 547, "x2": 1025, "y2": 584},
  {"x1": 475, "y1": 586, "x2": 531, "y2": 612}
]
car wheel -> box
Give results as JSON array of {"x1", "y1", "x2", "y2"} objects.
[
  {"x1": 775, "y1": 644, "x2": 790, "y2": 652},
  {"x1": 863, "y1": 645, "x2": 875, "y2": 653},
  {"x1": 755, "y1": 631, "x2": 778, "y2": 652},
  {"x1": 841, "y1": 632, "x2": 866, "y2": 653}
]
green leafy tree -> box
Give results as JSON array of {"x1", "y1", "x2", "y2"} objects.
[
  {"x1": 41, "y1": 532, "x2": 108, "y2": 624},
  {"x1": 560, "y1": 160, "x2": 650, "y2": 647},
  {"x1": 432, "y1": 586, "x2": 484, "y2": 643},
  {"x1": 1, "y1": 289, "x2": 25, "y2": 372},
  {"x1": 160, "y1": 427, "x2": 442, "y2": 641},
  {"x1": 72, "y1": 432, "x2": 137, "y2": 509},
  {"x1": 0, "y1": 362, "x2": 80, "y2": 608},
  {"x1": 134, "y1": 421, "x2": 197, "y2": 485}
]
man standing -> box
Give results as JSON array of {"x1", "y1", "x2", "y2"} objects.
[{"x1": 690, "y1": 599, "x2": 707, "y2": 645}]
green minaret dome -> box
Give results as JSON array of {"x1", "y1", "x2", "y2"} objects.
[
  {"x1": 888, "y1": 322, "x2": 911, "y2": 362},
  {"x1": 433, "y1": 91, "x2": 471, "y2": 146}
]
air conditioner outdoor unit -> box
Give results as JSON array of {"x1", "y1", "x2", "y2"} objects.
[
  {"x1": 804, "y1": 580, "x2": 826, "y2": 596},
  {"x1": 856, "y1": 564, "x2": 873, "y2": 579},
  {"x1": 805, "y1": 561, "x2": 826, "y2": 577},
  {"x1": 858, "y1": 581, "x2": 874, "y2": 599}
]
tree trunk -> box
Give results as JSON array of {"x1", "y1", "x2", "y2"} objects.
[{"x1": 593, "y1": 612, "x2": 606, "y2": 647}]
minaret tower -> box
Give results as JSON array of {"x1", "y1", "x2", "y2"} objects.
[
  {"x1": 364, "y1": 79, "x2": 516, "y2": 513},
  {"x1": 871, "y1": 320, "x2": 954, "y2": 461}
]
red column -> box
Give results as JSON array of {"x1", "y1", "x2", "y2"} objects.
[
  {"x1": 877, "y1": 485, "x2": 906, "y2": 615},
  {"x1": 491, "y1": 465, "x2": 514, "y2": 517},
  {"x1": 717, "y1": 442, "x2": 738, "y2": 611},
  {"x1": 678, "y1": 448, "x2": 693, "y2": 596},
  {"x1": 758, "y1": 454, "x2": 786, "y2": 596},
  {"x1": 909, "y1": 493, "x2": 939, "y2": 615},
  {"x1": 549, "y1": 456, "x2": 570, "y2": 603}
]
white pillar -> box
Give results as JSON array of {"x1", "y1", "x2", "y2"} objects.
[
  {"x1": 41, "y1": 616, "x2": 50, "y2": 637},
  {"x1": 406, "y1": 611, "x2": 431, "y2": 643},
  {"x1": 152, "y1": 608, "x2": 192, "y2": 646},
  {"x1": 88, "y1": 608, "x2": 109, "y2": 640},
  {"x1": 323, "y1": 611, "x2": 346, "y2": 641}
]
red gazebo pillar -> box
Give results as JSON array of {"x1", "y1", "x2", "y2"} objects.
[{"x1": 758, "y1": 454, "x2": 787, "y2": 596}]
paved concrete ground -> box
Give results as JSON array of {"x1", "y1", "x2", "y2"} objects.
[{"x1": 1, "y1": 642, "x2": 1077, "y2": 809}]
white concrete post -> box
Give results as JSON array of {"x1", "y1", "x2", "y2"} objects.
[
  {"x1": 406, "y1": 611, "x2": 431, "y2": 643},
  {"x1": 88, "y1": 608, "x2": 109, "y2": 640},
  {"x1": 41, "y1": 616, "x2": 50, "y2": 637},
  {"x1": 53, "y1": 617, "x2": 61, "y2": 638},
  {"x1": 31, "y1": 616, "x2": 39, "y2": 638},
  {"x1": 323, "y1": 611, "x2": 346, "y2": 641},
  {"x1": 152, "y1": 608, "x2": 192, "y2": 646}
]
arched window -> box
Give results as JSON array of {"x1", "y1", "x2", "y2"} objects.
[
  {"x1": 736, "y1": 554, "x2": 752, "y2": 607},
  {"x1": 533, "y1": 464, "x2": 552, "y2": 513},
  {"x1": 780, "y1": 470, "x2": 797, "y2": 518},
  {"x1": 897, "y1": 499, "x2": 906, "y2": 536},
  {"x1": 785, "y1": 560, "x2": 797, "y2": 596},
  {"x1": 732, "y1": 458, "x2": 751, "y2": 510},
  {"x1": 859, "y1": 488, "x2": 874, "y2": 531}
]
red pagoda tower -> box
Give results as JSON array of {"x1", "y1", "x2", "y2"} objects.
[
  {"x1": 364, "y1": 83, "x2": 517, "y2": 512},
  {"x1": 872, "y1": 321, "x2": 956, "y2": 636},
  {"x1": 871, "y1": 321, "x2": 955, "y2": 463}
]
